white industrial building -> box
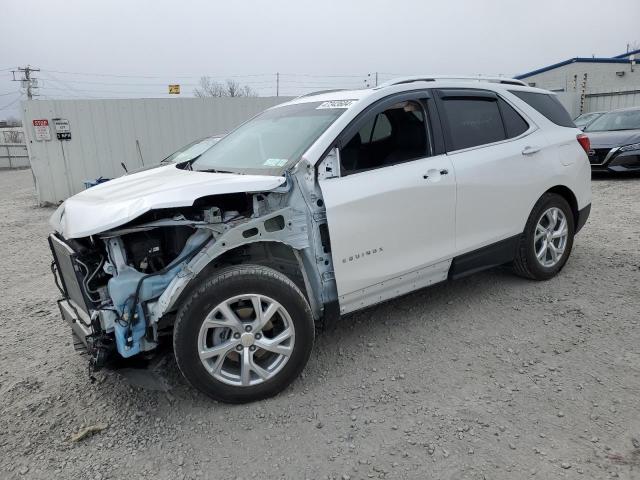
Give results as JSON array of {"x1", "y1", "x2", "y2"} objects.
[{"x1": 515, "y1": 48, "x2": 640, "y2": 114}]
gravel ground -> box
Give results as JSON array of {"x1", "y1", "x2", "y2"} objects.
[{"x1": 0, "y1": 168, "x2": 639, "y2": 480}]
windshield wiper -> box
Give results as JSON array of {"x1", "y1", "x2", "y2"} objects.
[
  {"x1": 197, "y1": 168, "x2": 238, "y2": 174},
  {"x1": 175, "y1": 154, "x2": 203, "y2": 171}
]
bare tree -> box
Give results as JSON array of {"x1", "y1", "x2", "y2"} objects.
[{"x1": 193, "y1": 77, "x2": 256, "y2": 97}]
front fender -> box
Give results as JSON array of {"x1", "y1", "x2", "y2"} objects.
[{"x1": 147, "y1": 207, "x2": 312, "y2": 322}]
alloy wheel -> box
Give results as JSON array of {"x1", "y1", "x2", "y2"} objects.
[
  {"x1": 197, "y1": 294, "x2": 295, "y2": 387},
  {"x1": 534, "y1": 207, "x2": 569, "y2": 268}
]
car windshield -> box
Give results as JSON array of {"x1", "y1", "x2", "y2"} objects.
[
  {"x1": 585, "y1": 109, "x2": 640, "y2": 132},
  {"x1": 162, "y1": 136, "x2": 221, "y2": 163},
  {"x1": 192, "y1": 101, "x2": 351, "y2": 175},
  {"x1": 574, "y1": 112, "x2": 601, "y2": 128}
]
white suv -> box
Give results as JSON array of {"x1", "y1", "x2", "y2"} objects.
[{"x1": 49, "y1": 76, "x2": 592, "y2": 403}]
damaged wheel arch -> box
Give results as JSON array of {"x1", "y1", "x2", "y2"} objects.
[{"x1": 165, "y1": 240, "x2": 322, "y2": 323}]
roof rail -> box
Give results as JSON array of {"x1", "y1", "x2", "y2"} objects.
[
  {"x1": 375, "y1": 75, "x2": 527, "y2": 88},
  {"x1": 293, "y1": 88, "x2": 347, "y2": 100}
]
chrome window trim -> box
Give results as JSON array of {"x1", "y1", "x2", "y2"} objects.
[{"x1": 444, "y1": 125, "x2": 538, "y2": 156}]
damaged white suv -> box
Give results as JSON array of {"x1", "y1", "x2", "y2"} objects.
[{"x1": 49, "y1": 76, "x2": 592, "y2": 403}]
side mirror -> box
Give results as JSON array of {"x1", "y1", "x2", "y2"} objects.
[{"x1": 318, "y1": 147, "x2": 341, "y2": 180}]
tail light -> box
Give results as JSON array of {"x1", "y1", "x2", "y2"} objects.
[{"x1": 576, "y1": 133, "x2": 590, "y2": 154}]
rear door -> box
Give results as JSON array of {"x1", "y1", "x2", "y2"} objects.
[
  {"x1": 434, "y1": 89, "x2": 547, "y2": 255},
  {"x1": 319, "y1": 92, "x2": 456, "y2": 313}
]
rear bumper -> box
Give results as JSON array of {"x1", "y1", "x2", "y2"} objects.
[{"x1": 576, "y1": 203, "x2": 591, "y2": 234}]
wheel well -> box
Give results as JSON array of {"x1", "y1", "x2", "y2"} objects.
[
  {"x1": 209, "y1": 242, "x2": 304, "y2": 283},
  {"x1": 545, "y1": 185, "x2": 578, "y2": 225},
  {"x1": 171, "y1": 242, "x2": 309, "y2": 315}
]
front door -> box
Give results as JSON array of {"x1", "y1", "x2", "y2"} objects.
[{"x1": 319, "y1": 93, "x2": 456, "y2": 313}]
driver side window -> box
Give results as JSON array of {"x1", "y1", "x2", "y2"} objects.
[{"x1": 341, "y1": 100, "x2": 430, "y2": 173}]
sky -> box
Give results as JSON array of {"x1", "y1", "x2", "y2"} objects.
[{"x1": 1, "y1": 0, "x2": 639, "y2": 119}]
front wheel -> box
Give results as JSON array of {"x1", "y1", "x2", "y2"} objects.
[
  {"x1": 173, "y1": 265, "x2": 314, "y2": 403},
  {"x1": 513, "y1": 193, "x2": 575, "y2": 280}
]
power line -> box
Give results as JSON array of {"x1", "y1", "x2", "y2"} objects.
[
  {"x1": 8, "y1": 66, "x2": 390, "y2": 100},
  {"x1": 41, "y1": 71, "x2": 121, "y2": 99},
  {"x1": 40, "y1": 68, "x2": 372, "y2": 80},
  {"x1": 39, "y1": 78, "x2": 276, "y2": 87},
  {"x1": 16, "y1": 68, "x2": 379, "y2": 100},
  {"x1": 41, "y1": 69, "x2": 275, "y2": 79},
  {"x1": 40, "y1": 86, "x2": 181, "y2": 96},
  {"x1": 280, "y1": 73, "x2": 367, "y2": 78},
  {"x1": 0, "y1": 94, "x2": 24, "y2": 111}
]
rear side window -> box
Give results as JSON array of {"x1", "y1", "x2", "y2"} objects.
[
  {"x1": 509, "y1": 91, "x2": 575, "y2": 127},
  {"x1": 498, "y1": 98, "x2": 529, "y2": 138},
  {"x1": 439, "y1": 97, "x2": 506, "y2": 150}
]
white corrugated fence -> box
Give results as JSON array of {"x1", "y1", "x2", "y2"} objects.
[{"x1": 22, "y1": 96, "x2": 292, "y2": 205}]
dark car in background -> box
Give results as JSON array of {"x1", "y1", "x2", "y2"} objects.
[
  {"x1": 126, "y1": 135, "x2": 223, "y2": 175},
  {"x1": 583, "y1": 107, "x2": 640, "y2": 173},
  {"x1": 159, "y1": 135, "x2": 223, "y2": 164},
  {"x1": 574, "y1": 111, "x2": 605, "y2": 130},
  {"x1": 85, "y1": 135, "x2": 224, "y2": 188}
]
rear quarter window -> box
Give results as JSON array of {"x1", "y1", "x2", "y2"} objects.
[
  {"x1": 510, "y1": 91, "x2": 575, "y2": 128},
  {"x1": 498, "y1": 98, "x2": 529, "y2": 138}
]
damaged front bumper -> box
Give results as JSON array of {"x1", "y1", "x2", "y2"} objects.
[
  {"x1": 57, "y1": 298, "x2": 92, "y2": 353},
  {"x1": 47, "y1": 167, "x2": 328, "y2": 373},
  {"x1": 49, "y1": 229, "x2": 209, "y2": 368},
  {"x1": 50, "y1": 233, "x2": 117, "y2": 368}
]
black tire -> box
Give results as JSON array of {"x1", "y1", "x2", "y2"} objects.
[
  {"x1": 513, "y1": 193, "x2": 575, "y2": 280},
  {"x1": 173, "y1": 264, "x2": 314, "y2": 403}
]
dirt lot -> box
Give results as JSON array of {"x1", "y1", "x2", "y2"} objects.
[{"x1": 0, "y1": 168, "x2": 639, "y2": 480}]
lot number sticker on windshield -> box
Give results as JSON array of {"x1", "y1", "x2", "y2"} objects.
[
  {"x1": 316, "y1": 100, "x2": 357, "y2": 109},
  {"x1": 264, "y1": 158, "x2": 288, "y2": 167}
]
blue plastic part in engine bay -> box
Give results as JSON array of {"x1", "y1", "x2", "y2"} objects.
[{"x1": 108, "y1": 229, "x2": 211, "y2": 357}]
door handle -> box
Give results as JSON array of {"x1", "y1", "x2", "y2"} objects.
[
  {"x1": 522, "y1": 146, "x2": 540, "y2": 156},
  {"x1": 423, "y1": 168, "x2": 449, "y2": 179}
]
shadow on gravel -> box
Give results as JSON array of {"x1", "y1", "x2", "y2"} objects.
[{"x1": 102, "y1": 266, "x2": 535, "y2": 406}]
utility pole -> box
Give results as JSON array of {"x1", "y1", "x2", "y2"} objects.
[
  {"x1": 375, "y1": 72, "x2": 378, "y2": 87},
  {"x1": 12, "y1": 65, "x2": 40, "y2": 100},
  {"x1": 276, "y1": 72, "x2": 279, "y2": 97}
]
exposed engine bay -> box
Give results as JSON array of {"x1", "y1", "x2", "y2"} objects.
[{"x1": 49, "y1": 171, "x2": 337, "y2": 370}]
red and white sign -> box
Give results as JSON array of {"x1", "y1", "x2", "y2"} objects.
[{"x1": 33, "y1": 119, "x2": 51, "y2": 141}]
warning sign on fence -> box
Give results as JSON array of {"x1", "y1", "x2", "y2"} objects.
[{"x1": 32, "y1": 119, "x2": 51, "y2": 141}]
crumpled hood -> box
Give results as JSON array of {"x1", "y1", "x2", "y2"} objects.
[
  {"x1": 50, "y1": 164, "x2": 286, "y2": 239},
  {"x1": 586, "y1": 129, "x2": 640, "y2": 148}
]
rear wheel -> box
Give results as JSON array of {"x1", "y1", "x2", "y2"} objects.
[
  {"x1": 513, "y1": 193, "x2": 575, "y2": 280},
  {"x1": 173, "y1": 265, "x2": 314, "y2": 403}
]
